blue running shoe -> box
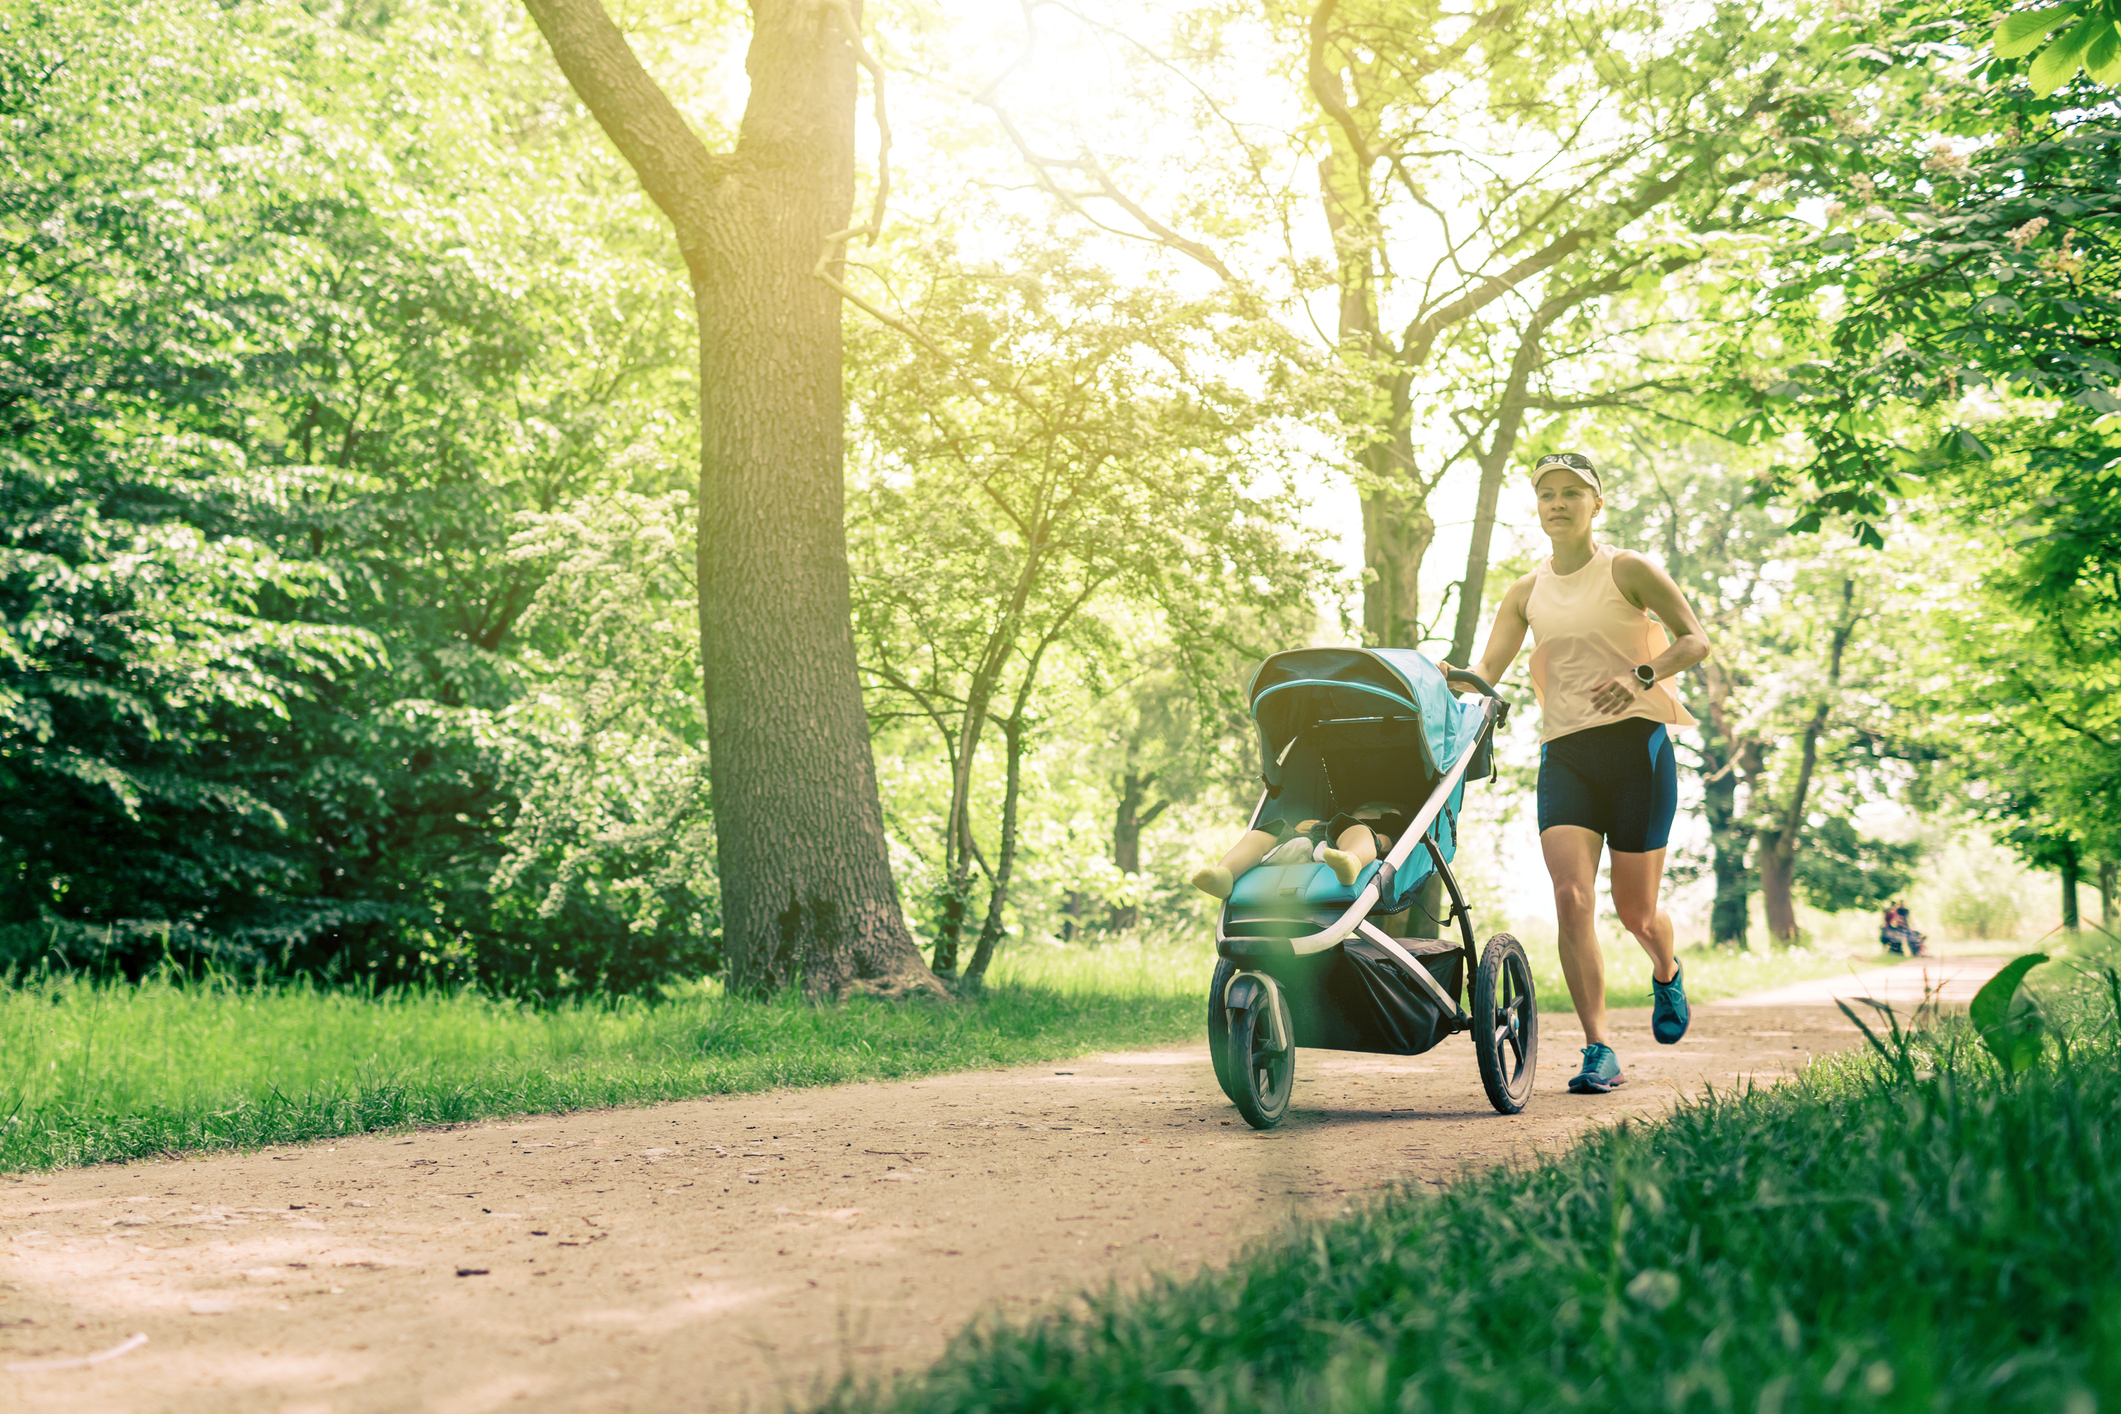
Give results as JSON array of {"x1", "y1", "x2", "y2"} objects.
[
  {"x1": 1651, "y1": 965, "x2": 1689, "y2": 1045},
  {"x1": 1568, "y1": 1043, "x2": 1625, "y2": 1094}
]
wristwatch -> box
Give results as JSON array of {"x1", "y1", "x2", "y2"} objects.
[{"x1": 1632, "y1": 663, "x2": 1658, "y2": 689}]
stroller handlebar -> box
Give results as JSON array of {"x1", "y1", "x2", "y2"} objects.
[{"x1": 1445, "y1": 668, "x2": 1504, "y2": 701}]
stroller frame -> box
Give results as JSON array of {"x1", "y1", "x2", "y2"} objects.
[{"x1": 1209, "y1": 653, "x2": 1537, "y2": 1127}]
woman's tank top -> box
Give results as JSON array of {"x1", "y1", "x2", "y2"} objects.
[{"x1": 1526, "y1": 543, "x2": 1696, "y2": 744}]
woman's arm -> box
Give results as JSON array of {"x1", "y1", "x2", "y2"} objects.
[
  {"x1": 1587, "y1": 552, "x2": 1712, "y2": 716},
  {"x1": 1442, "y1": 574, "x2": 1532, "y2": 692}
]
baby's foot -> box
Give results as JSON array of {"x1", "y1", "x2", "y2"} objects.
[
  {"x1": 1191, "y1": 866, "x2": 1234, "y2": 899},
  {"x1": 1319, "y1": 848, "x2": 1362, "y2": 885}
]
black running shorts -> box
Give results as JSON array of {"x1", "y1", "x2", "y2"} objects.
[{"x1": 1536, "y1": 717, "x2": 1678, "y2": 853}]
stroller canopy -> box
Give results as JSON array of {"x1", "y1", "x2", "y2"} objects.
[{"x1": 1248, "y1": 647, "x2": 1466, "y2": 785}]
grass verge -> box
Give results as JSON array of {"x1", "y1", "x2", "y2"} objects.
[
  {"x1": 815, "y1": 950, "x2": 2121, "y2": 1414},
  {"x1": 1524, "y1": 932, "x2": 1903, "y2": 1019},
  {"x1": 1, "y1": 925, "x2": 1959, "y2": 1176},
  {"x1": 0, "y1": 940, "x2": 1210, "y2": 1172}
]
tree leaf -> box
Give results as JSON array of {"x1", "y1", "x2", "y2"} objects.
[
  {"x1": 1995, "y1": 4, "x2": 2080, "y2": 60},
  {"x1": 2086, "y1": 20, "x2": 2121, "y2": 81},
  {"x1": 1970, "y1": 953, "x2": 2048, "y2": 1073},
  {"x1": 2029, "y1": 15, "x2": 2104, "y2": 95}
]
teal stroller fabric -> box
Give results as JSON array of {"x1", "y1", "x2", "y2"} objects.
[{"x1": 1235, "y1": 647, "x2": 1483, "y2": 919}]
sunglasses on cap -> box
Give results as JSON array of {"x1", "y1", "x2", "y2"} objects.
[{"x1": 1531, "y1": 452, "x2": 1601, "y2": 494}]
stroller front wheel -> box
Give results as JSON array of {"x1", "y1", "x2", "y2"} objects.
[
  {"x1": 1207, "y1": 957, "x2": 1241, "y2": 1105},
  {"x1": 1228, "y1": 980, "x2": 1295, "y2": 1130},
  {"x1": 1473, "y1": 933, "x2": 1538, "y2": 1114}
]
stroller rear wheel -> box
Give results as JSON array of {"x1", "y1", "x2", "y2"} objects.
[
  {"x1": 1473, "y1": 933, "x2": 1537, "y2": 1114},
  {"x1": 1228, "y1": 979, "x2": 1295, "y2": 1130}
]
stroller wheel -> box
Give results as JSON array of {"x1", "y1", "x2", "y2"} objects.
[
  {"x1": 1229, "y1": 981, "x2": 1295, "y2": 1130},
  {"x1": 1473, "y1": 933, "x2": 1538, "y2": 1114},
  {"x1": 1207, "y1": 957, "x2": 1242, "y2": 1105}
]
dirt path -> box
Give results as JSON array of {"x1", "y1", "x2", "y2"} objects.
[{"x1": 0, "y1": 977, "x2": 1977, "y2": 1414}]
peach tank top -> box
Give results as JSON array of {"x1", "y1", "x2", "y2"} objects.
[{"x1": 1526, "y1": 543, "x2": 1696, "y2": 744}]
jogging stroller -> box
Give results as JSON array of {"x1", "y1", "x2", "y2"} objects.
[{"x1": 1209, "y1": 648, "x2": 1535, "y2": 1128}]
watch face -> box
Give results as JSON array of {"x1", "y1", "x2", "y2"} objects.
[{"x1": 1634, "y1": 666, "x2": 1656, "y2": 687}]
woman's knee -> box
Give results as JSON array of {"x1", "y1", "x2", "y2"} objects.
[
  {"x1": 1617, "y1": 906, "x2": 1661, "y2": 941},
  {"x1": 1551, "y1": 880, "x2": 1597, "y2": 919}
]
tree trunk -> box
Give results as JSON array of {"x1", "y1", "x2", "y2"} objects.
[
  {"x1": 1107, "y1": 768, "x2": 1169, "y2": 932},
  {"x1": 1756, "y1": 578, "x2": 1858, "y2": 946},
  {"x1": 2061, "y1": 842, "x2": 2081, "y2": 934},
  {"x1": 1697, "y1": 661, "x2": 1755, "y2": 948},
  {"x1": 1448, "y1": 329, "x2": 1547, "y2": 666},
  {"x1": 2101, "y1": 859, "x2": 2115, "y2": 927},
  {"x1": 524, "y1": 0, "x2": 938, "y2": 999},
  {"x1": 961, "y1": 716, "x2": 1025, "y2": 990},
  {"x1": 1758, "y1": 844, "x2": 1797, "y2": 944},
  {"x1": 1449, "y1": 452, "x2": 1510, "y2": 667},
  {"x1": 1362, "y1": 478, "x2": 1433, "y2": 649}
]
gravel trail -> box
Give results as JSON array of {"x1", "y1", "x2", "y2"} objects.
[{"x1": 0, "y1": 981, "x2": 1969, "y2": 1414}]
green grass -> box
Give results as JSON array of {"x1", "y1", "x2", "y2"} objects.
[
  {"x1": 1520, "y1": 931, "x2": 1896, "y2": 1019},
  {"x1": 0, "y1": 939, "x2": 1213, "y2": 1172},
  {"x1": 812, "y1": 950, "x2": 2121, "y2": 1414},
  {"x1": 0, "y1": 924, "x2": 1951, "y2": 1176}
]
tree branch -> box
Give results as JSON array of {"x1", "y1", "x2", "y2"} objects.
[{"x1": 521, "y1": 0, "x2": 729, "y2": 265}]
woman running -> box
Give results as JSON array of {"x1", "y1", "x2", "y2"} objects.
[{"x1": 1446, "y1": 452, "x2": 1711, "y2": 1095}]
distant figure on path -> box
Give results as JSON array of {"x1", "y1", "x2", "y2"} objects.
[
  {"x1": 1881, "y1": 901, "x2": 1927, "y2": 956},
  {"x1": 1445, "y1": 452, "x2": 1712, "y2": 1095}
]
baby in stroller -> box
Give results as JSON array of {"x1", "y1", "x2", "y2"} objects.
[{"x1": 1191, "y1": 801, "x2": 1410, "y2": 899}]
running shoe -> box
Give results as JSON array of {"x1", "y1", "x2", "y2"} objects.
[
  {"x1": 1651, "y1": 965, "x2": 1689, "y2": 1045},
  {"x1": 1568, "y1": 1043, "x2": 1625, "y2": 1094}
]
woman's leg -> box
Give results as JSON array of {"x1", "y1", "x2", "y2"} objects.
[
  {"x1": 1609, "y1": 849, "x2": 1678, "y2": 984},
  {"x1": 1541, "y1": 824, "x2": 1609, "y2": 1043}
]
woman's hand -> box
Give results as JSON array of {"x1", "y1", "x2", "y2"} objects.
[{"x1": 1588, "y1": 675, "x2": 1638, "y2": 716}]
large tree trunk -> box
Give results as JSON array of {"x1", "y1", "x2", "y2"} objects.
[
  {"x1": 2061, "y1": 843, "x2": 2081, "y2": 934},
  {"x1": 525, "y1": 0, "x2": 938, "y2": 999},
  {"x1": 1361, "y1": 475, "x2": 1432, "y2": 649}
]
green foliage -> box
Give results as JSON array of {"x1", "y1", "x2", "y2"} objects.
[
  {"x1": 0, "y1": 0, "x2": 705, "y2": 991},
  {"x1": 1992, "y1": 1, "x2": 2121, "y2": 95},
  {"x1": 1715, "y1": 0, "x2": 2121, "y2": 544},
  {"x1": 1793, "y1": 817, "x2": 1923, "y2": 914},
  {"x1": 1970, "y1": 951, "x2": 2051, "y2": 1072},
  {"x1": 847, "y1": 226, "x2": 1336, "y2": 960},
  {"x1": 819, "y1": 1013, "x2": 2121, "y2": 1414}
]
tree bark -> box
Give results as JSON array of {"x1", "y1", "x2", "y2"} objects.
[
  {"x1": 524, "y1": 0, "x2": 939, "y2": 999},
  {"x1": 1758, "y1": 845, "x2": 1798, "y2": 943},
  {"x1": 1448, "y1": 329, "x2": 1545, "y2": 665},
  {"x1": 960, "y1": 714, "x2": 1024, "y2": 990},
  {"x1": 1361, "y1": 478, "x2": 1433, "y2": 648},
  {"x1": 2101, "y1": 859, "x2": 2115, "y2": 928},
  {"x1": 1754, "y1": 578, "x2": 1857, "y2": 946},
  {"x1": 1696, "y1": 659, "x2": 1756, "y2": 947},
  {"x1": 2061, "y1": 842, "x2": 2081, "y2": 934},
  {"x1": 1107, "y1": 768, "x2": 1169, "y2": 933}
]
